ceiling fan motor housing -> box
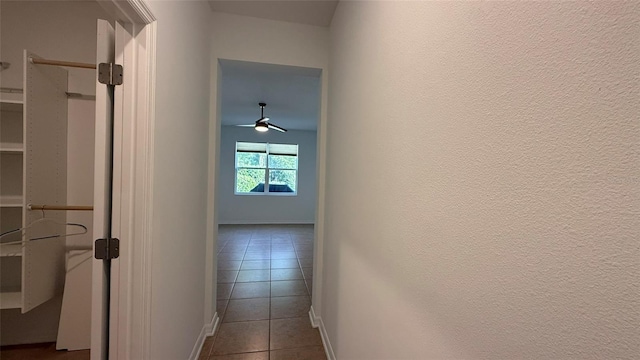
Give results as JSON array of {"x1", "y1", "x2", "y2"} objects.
[{"x1": 235, "y1": 102, "x2": 286, "y2": 132}]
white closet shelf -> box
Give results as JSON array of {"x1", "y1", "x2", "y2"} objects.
[
  {"x1": 0, "y1": 196, "x2": 24, "y2": 207},
  {"x1": 0, "y1": 244, "x2": 22, "y2": 257},
  {"x1": 0, "y1": 143, "x2": 24, "y2": 153},
  {"x1": 0, "y1": 291, "x2": 22, "y2": 309},
  {"x1": 0, "y1": 101, "x2": 23, "y2": 112}
]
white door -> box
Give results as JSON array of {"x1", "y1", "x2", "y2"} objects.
[
  {"x1": 92, "y1": 18, "x2": 139, "y2": 360},
  {"x1": 92, "y1": 19, "x2": 116, "y2": 360},
  {"x1": 92, "y1": 12, "x2": 156, "y2": 359},
  {"x1": 108, "y1": 20, "x2": 133, "y2": 360}
]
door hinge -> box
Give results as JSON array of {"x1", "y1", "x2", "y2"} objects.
[
  {"x1": 98, "y1": 63, "x2": 123, "y2": 86},
  {"x1": 95, "y1": 238, "x2": 120, "y2": 260}
]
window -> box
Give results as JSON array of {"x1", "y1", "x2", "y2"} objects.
[{"x1": 235, "y1": 142, "x2": 298, "y2": 195}]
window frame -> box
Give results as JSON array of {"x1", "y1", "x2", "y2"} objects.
[{"x1": 234, "y1": 142, "x2": 299, "y2": 196}]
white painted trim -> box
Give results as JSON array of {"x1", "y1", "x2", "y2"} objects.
[
  {"x1": 189, "y1": 313, "x2": 220, "y2": 360},
  {"x1": 140, "y1": 20, "x2": 156, "y2": 360},
  {"x1": 109, "y1": 17, "x2": 158, "y2": 360},
  {"x1": 126, "y1": 0, "x2": 156, "y2": 23},
  {"x1": 110, "y1": 20, "x2": 134, "y2": 360},
  {"x1": 203, "y1": 59, "x2": 222, "y2": 344},
  {"x1": 99, "y1": 0, "x2": 156, "y2": 25},
  {"x1": 92, "y1": 1, "x2": 157, "y2": 360},
  {"x1": 311, "y1": 65, "x2": 329, "y2": 339},
  {"x1": 309, "y1": 306, "x2": 336, "y2": 360},
  {"x1": 218, "y1": 221, "x2": 315, "y2": 225},
  {"x1": 207, "y1": 312, "x2": 221, "y2": 337},
  {"x1": 92, "y1": 19, "x2": 116, "y2": 360},
  {"x1": 127, "y1": 20, "x2": 157, "y2": 360},
  {"x1": 309, "y1": 305, "x2": 319, "y2": 327}
]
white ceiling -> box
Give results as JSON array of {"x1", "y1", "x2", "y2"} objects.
[
  {"x1": 220, "y1": 60, "x2": 322, "y2": 131},
  {"x1": 208, "y1": 0, "x2": 338, "y2": 27}
]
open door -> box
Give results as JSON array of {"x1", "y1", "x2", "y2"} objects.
[
  {"x1": 92, "y1": 19, "x2": 116, "y2": 360},
  {"x1": 92, "y1": 18, "x2": 138, "y2": 360},
  {"x1": 90, "y1": 4, "x2": 157, "y2": 358}
]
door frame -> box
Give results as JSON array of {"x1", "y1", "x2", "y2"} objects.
[
  {"x1": 207, "y1": 58, "x2": 329, "y2": 336},
  {"x1": 91, "y1": 1, "x2": 156, "y2": 359}
]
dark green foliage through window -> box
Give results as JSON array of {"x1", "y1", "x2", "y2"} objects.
[{"x1": 235, "y1": 142, "x2": 298, "y2": 194}]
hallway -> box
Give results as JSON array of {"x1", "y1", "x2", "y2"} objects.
[{"x1": 199, "y1": 225, "x2": 325, "y2": 360}]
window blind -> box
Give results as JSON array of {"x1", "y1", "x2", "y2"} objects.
[
  {"x1": 268, "y1": 143, "x2": 298, "y2": 156},
  {"x1": 236, "y1": 142, "x2": 298, "y2": 156},
  {"x1": 236, "y1": 142, "x2": 267, "y2": 153}
]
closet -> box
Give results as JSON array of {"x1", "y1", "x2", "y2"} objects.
[
  {"x1": 0, "y1": 0, "x2": 113, "y2": 353},
  {"x1": 0, "y1": 51, "x2": 68, "y2": 314}
]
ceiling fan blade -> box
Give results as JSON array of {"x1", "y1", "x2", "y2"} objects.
[
  {"x1": 257, "y1": 117, "x2": 269, "y2": 123},
  {"x1": 235, "y1": 124, "x2": 255, "y2": 127},
  {"x1": 267, "y1": 123, "x2": 287, "y2": 132}
]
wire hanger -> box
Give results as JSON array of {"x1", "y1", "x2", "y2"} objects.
[{"x1": 0, "y1": 208, "x2": 88, "y2": 248}]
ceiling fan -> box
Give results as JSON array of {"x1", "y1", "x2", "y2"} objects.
[{"x1": 236, "y1": 102, "x2": 287, "y2": 133}]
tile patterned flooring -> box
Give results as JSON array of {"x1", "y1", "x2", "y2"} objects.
[
  {"x1": 199, "y1": 225, "x2": 326, "y2": 360},
  {"x1": 0, "y1": 225, "x2": 321, "y2": 360}
]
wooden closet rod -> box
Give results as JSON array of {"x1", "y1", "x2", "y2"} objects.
[
  {"x1": 30, "y1": 57, "x2": 96, "y2": 70},
  {"x1": 28, "y1": 204, "x2": 94, "y2": 211}
]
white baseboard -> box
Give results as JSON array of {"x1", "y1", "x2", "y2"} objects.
[
  {"x1": 218, "y1": 220, "x2": 315, "y2": 225},
  {"x1": 189, "y1": 313, "x2": 220, "y2": 360},
  {"x1": 206, "y1": 311, "x2": 221, "y2": 336},
  {"x1": 309, "y1": 306, "x2": 336, "y2": 360}
]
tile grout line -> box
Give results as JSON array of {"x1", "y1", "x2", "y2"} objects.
[
  {"x1": 292, "y1": 231, "x2": 311, "y2": 297},
  {"x1": 268, "y1": 232, "x2": 273, "y2": 357},
  {"x1": 214, "y1": 226, "x2": 320, "y2": 359},
  {"x1": 257, "y1": 228, "x2": 273, "y2": 357},
  {"x1": 209, "y1": 235, "x2": 231, "y2": 359},
  {"x1": 215, "y1": 231, "x2": 251, "y2": 352}
]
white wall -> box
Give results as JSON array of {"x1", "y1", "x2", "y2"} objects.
[
  {"x1": 218, "y1": 126, "x2": 317, "y2": 224},
  {"x1": 0, "y1": 0, "x2": 107, "y2": 346},
  {"x1": 324, "y1": 1, "x2": 639, "y2": 359},
  {"x1": 206, "y1": 12, "x2": 329, "y2": 322},
  {"x1": 145, "y1": 1, "x2": 211, "y2": 359},
  {"x1": 210, "y1": 12, "x2": 329, "y2": 68}
]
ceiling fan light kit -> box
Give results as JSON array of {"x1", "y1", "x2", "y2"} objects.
[
  {"x1": 236, "y1": 102, "x2": 288, "y2": 133},
  {"x1": 255, "y1": 122, "x2": 269, "y2": 132}
]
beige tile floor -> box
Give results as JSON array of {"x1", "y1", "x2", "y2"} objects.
[{"x1": 199, "y1": 225, "x2": 326, "y2": 360}]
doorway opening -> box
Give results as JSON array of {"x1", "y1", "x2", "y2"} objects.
[{"x1": 202, "y1": 59, "x2": 325, "y2": 358}]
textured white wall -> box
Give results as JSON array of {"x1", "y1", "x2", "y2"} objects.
[
  {"x1": 325, "y1": 1, "x2": 639, "y2": 359},
  {"x1": 210, "y1": 12, "x2": 328, "y2": 69},
  {"x1": 218, "y1": 126, "x2": 317, "y2": 224},
  {"x1": 146, "y1": 1, "x2": 211, "y2": 359}
]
